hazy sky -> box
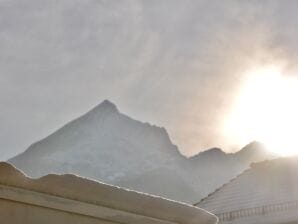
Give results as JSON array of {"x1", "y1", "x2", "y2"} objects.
[{"x1": 1, "y1": 0, "x2": 298, "y2": 160}]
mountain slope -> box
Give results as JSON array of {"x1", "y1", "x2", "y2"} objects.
[
  {"x1": 9, "y1": 100, "x2": 276, "y2": 203},
  {"x1": 184, "y1": 141, "x2": 274, "y2": 197}
]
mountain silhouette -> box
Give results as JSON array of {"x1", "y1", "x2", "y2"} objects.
[{"x1": 9, "y1": 100, "x2": 276, "y2": 203}]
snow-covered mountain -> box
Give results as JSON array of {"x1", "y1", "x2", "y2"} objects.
[{"x1": 9, "y1": 100, "x2": 275, "y2": 203}]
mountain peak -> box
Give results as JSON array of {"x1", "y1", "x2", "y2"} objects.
[
  {"x1": 202, "y1": 147, "x2": 225, "y2": 155},
  {"x1": 191, "y1": 147, "x2": 225, "y2": 159},
  {"x1": 238, "y1": 141, "x2": 267, "y2": 154},
  {"x1": 235, "y1": 141, "x2": 277, "y2": 162},
  {"x1": 100, "y1": 99, "x2": 118, "y2": 109},
  {"x1": 91, "y1": 100, "x2": 119, "y2": 114}
]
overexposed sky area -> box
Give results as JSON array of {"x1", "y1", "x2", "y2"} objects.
[{"x1": 1, "y1": 0, "x2": 298, "y2": 160}]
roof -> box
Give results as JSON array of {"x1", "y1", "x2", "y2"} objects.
[
  {"x1": 195, "y1": 157, "x2": 298, "y2": 222},
  {"x1": 0, "y1": 162, "x2": 216, "y2": 224}
]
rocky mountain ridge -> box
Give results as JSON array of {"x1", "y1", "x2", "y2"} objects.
[{"x1": 9, "y1": 100, "x2": 275, "y2": 203}]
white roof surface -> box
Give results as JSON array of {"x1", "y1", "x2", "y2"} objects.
[
  {"x1": 0, "y1": 162, "x2": 216, "y2": 224},
  {"x1": 196, "y1": 157, "x2": 298, "y2": 223}
]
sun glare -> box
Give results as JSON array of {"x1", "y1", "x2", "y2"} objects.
[{"x1": 223, "y1": 65, "x2": 298, "y2": 156}]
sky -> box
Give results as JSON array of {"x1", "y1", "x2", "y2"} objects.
[{"x1": 1, "y1": 0, "x2": 298, "y2": 160}]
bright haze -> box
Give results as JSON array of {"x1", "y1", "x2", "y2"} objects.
[{"x1": 1, "y1": 0, "x2": 298, "y2": 160}]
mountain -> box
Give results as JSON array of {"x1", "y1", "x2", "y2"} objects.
[
  {"x1": 9, "y1": 100, "x2": 191, "y2": 201},
  {"x1": 185, "y1": 141, "x2": 274, "y2": 198},
  {"x1": 8, "y1": 100, "x2": 276, "y2": 203}
]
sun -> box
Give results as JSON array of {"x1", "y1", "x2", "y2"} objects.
[{"x1": 223, "y1": 65, "x2": 298, "y2": 156}]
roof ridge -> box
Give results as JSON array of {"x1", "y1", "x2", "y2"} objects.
[
  {"x1": 193, "y1": 167, "x2": 252, "y2": 206},
  {"x1": 0, "y1": 162, "x2": 217, "y2": 224},
  {"x1": 193, "y1": 158, "x2": 283, "y2": 207}
]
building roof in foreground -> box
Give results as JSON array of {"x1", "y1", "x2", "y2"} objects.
[
  {"x1": 0, "y1": 162, "x2": 216, "y2": 224},
  {"x1": 195, "y1": 157, "x2": 298, "y2": 224}
]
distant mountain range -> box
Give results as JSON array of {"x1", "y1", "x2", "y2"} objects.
[{"x1": 8, "y1": 100, "x2": 276, "y2": 203}]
